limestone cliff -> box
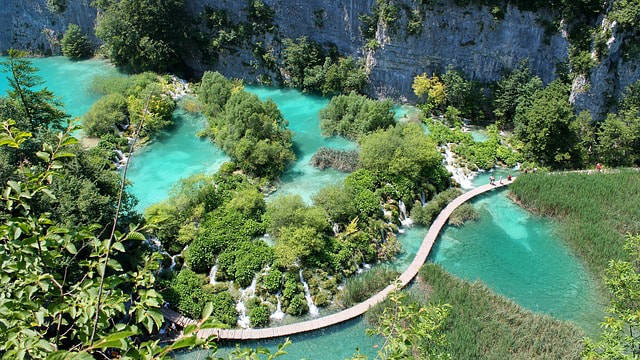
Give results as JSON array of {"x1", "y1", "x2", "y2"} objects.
[
  {"x1": 1, "y1": 0, "x2": 638, "y2": 118},
  {"x1": 0, "y1": 0, "x2": 97, "y2": 55}
]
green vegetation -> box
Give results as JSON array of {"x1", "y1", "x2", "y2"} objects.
[
  {"x1": 197, "y1": 72, "x2": 294, "y2": 179},
  {"x1": 359, "y1": 123, "x2": 450, "y2": 204},
  {"x1": 319, "y1": 92, "x2": 395, "y2": 140},
  {"x1": 411, "y1": 188, "x2": 461, "y2": 226},
  {"x1": 46, "y1": 0, "x2": 67, "y2": 13},
  {"x1": 366, "y1": 283, "x2": 451, "y2": 360},
  {"x1": 406, "y1": 264, "x2": 583, "y2": 359},
  {"x1": 449, "y1": 203, "x2": 479, "y2": 226},
  {"x1": 583, "y1": 234, "x2": 640, "y2": 358},
  {"x1": 282, "y1": 37, "x2": 368, "y2": 95},
  {"x1": 309, "y1": 147, "x2": 359, "y2": 172},
  {"x1": 82, "y1": 93, "x2": 128, "y2": 136},
  {"x1": 60, "y1": 24, "x2": 91, "y2": 59},
  {"x1": 94, "y1": 0, "x2": 190, "y2": 72},
  {"x1": 493, "y1": 61, "x2": 543, "y2": 130},
  {"x1": 510, "y1": 171, "x2": 640, "y2": 276},
  {"x1": 338, "y1": 268, "x2": 399, "y2": 307},
  {"x1": 86, "y1": 72, "x2": 176, "y2": 140},
  {"x1": 0, "y1": 54, "x2": 233, "y2": 358}
]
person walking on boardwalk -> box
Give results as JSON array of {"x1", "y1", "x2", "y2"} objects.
[
  {"x1": 489, "y1": 175, "x2": 495, "y2": 185},
  {"x1": 499, "y1": 176, "x2": 503, "y2": 185},
  {"x1": 507, "y1": 174, "x2": 512, "y2": 181}
]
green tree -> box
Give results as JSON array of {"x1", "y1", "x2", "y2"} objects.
[
  {"x1": 94, "y1": 0, "x2": 190, "y2": 72},
  {"x1": 207, "y1": 91, "x2": 294, "y2": 179},
  {"x1": 1, "y1": 50, "x2": 67, "y2": 133},
  {"x1": 61, "y1": 24, "x2": 92, "y2": 59},
  {"x1": 319, "y1": 92, "x2": 394, "y2": 140},
  {"x1": 596, "y1": 109, "x2": 640, "y2": 167},
  {"x1": 0, "y1": 121, "x2": 219, "y2": 358},
  {"x1": 582, "y1": 234, "x2": 640, "y2": 359},
  {"x1": 493, "y1": 61, "x2": 543, "y2": 129},
  {"x1": 282, "y1": 36, "x2": 325, "y2": 88},
  {"x1": 514, "y1": 80, "x2": 584, "y2": 168},
  {"x1": 83, "y1": 92, "x2": 128, "y2": 137}
]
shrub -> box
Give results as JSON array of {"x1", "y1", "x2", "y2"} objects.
[
  {"x1": 319, "y1": 92, "x2": 394, "y2": 140},
  {"x1": 286, "y1": 294, "x2": 309, "y2": 316},
  {"x1": 411, "y1": 188, "x2": 462, "y2": 226},
  {"x1": 46, "y1": 0, "x2": 67, "y2": 13},
  {"x1": 249, "y1": 304, "x2": 271, "y2": 327},
  {"x1": 449, "y1": 203, "x2": 479, "y2": 226},
  {"x1": 185, "y1": 236, "x2": 217, "y2": 273},
  {"x1": 208, "y1": 290, "x2": 239, "y2": 326},
  {"x1": 262, "y1": 268, "x2": 283, "y2": 294},
  {"x1": 82, "y1": 93, "x2": 128, "y2": 137},
  {"x1": 61, "y1": 24, "x2": 91, "y2": 59},
  {"x1": 338, "y1": 267, "x2": 399, "y2": 307}
]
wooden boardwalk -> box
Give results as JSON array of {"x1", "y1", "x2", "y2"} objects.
[{"x1": 162, "y1": 178, "x2": 515, "y2": 340}]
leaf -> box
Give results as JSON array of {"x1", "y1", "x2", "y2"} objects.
[
  {"x1": 36, "y1": 151, "x2": 51, "y2": 162},
  {"x1": 107, "y1": 258, "x2": 123, "y2": 271},
  {"x1": 64, "y1": 242, "x2": 78, "y2": 255},
  {"x1": 202, "y1": 302, "x2": 213, "y2": 320},
  {"x1": 112, "y1": 242, "x2": 125, "y2": 253}
]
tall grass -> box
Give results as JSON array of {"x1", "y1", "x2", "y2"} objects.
[
  {"x1": 510, "y1": 171, "x2": 640, "y2": 276},
  {"x1": 368, "y1": 264, "x2": 584, "y2": 359},
  {"x1": 338, "y1": 267, "x2": 399, "y2": 308}
]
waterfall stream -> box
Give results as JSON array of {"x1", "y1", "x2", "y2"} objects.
[
  {"x1": 299, "y1": 270, "x2": 319, "y2": 317},
  {"x1": 236, "y1": 275, "x2": 258, "y2": 328}
]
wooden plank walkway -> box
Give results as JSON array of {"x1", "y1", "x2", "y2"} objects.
[{"x1": 162, "y1": 178, "x2": 515, "y2": 340}]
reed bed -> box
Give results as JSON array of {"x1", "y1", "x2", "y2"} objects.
[
  {"x1": 368, "y1": 264, "x2": 584, "y2": 359},
  {"x1": 509, "y1": 170, "x2": 640, "y2": 276},
  {"x1": 337, "y1": 267, "x2": 399, "y2": 308}
]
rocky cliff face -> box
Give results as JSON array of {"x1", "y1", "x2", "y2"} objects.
[
  {"x1": 1, "y1": 0, "x2": 638, "y2": 118},
  {"x1": 0, "y1": 0, "x2": 97, "y2": 55}
]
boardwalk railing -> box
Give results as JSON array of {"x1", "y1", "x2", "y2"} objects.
[{"x1": 161, "y1": 179, "x2": 515, "y2": 340}]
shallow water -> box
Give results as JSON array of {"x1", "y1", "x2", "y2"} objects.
[
  {"x1": 0, "y1": 56, "x2": 122, "y2": 118},
  {"x1": 430, "y1": 182, "x2": 604, "y2": 335}
]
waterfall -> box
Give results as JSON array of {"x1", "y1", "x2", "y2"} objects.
[
  {"x1": 208, "y1": 264, "x2": 218, "y2": 285},
  {"x1": 442, "y1": 145, "x2": 474, "y2": 189},
  {"x1": 332, "y1": 223, "x2": 340, "y2": 236},
  {"x1": 298, "y1": 270, "x2": 319, "y2": 317},
  {"x1": 114, "y1": 149, "x2": 129, "y2": 170},
  {"x1": 270, "y1": 294, "x2": 285, "y2": 320},
  {"x1": 236, "y1": 275, "x2": 258, "y2": 328},
  {"x1": 420, "y1": 192, "x2": 426, "y2": 206},
  {"x1": 398, "y1": 200, "x2": 414, "y2": 227}
]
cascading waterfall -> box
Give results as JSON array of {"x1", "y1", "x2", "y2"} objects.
[
  {"x1": 236, "y1": 275, "x2": 258, "y2": 328},
  {"x1": 299, "y1": 269, "x2": 319, "y2": 317},
  {"x1": 442, "y1": 144, "x2": 474, "y2": 189},
  {"x1": 332, "y1": 223, "x2": 340, "y2": 236},
  {"x1": 398, "y1": 200, "x2": 414, "y2": 227},
  {"x1": 420, "y1": 192, "x2": 426, "y2": 206},
  {"x1": 208, "y1": 264, "x2": 218, "y2": 285},
  {"x1": 270, "y1": 294, "x2": 285, "y2": 320},
  {"x1": 114, "y1": 149, "x2": 129, "y2": 170}
]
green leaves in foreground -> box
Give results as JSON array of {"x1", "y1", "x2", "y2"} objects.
[{"x1": 582, "y1": 234, "x2": 640, "y2": 359}]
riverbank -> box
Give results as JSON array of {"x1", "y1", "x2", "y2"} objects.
[
  {"x1": 510, "y1": 170, "x2": 640, "y2": 280},
  {"x1": 367, "y1": 264, "x2": 585, "y2": 359}
]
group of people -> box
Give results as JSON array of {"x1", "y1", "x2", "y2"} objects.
[{"x1": 489, "y1": 173, "x2": 512, "y2": 185}]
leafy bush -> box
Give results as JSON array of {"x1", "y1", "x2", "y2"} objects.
[
  {"x1": 262, "y1": 268, "x2": 283, "y2": 294},
  {"x1": 82, "y1": 93, "x2": 128, "y2": 137},
  {"x1": 286, "y1": 294, "x2": 309, "y2": 316},
  {"x1": 94, "y1": 0, "x2": 190, "y2": 72},
  {"x1": 319, "y1": 92, "x2": 394, "y2": 140},
  {"x1": 449, "y1": 203, "x2": 479, "y2": 226},
  {"x1": 46, "y1": 0, "x2": 67, "y2": 12},
  {"x1": 206, "y1": 90, "x2": 295, "y2": 179},
  {"x1": 249, "y1": 304, "x2": 271, "y2": 327},
  {"x1": 61, "y1": 24, "x2": 91, "y2": 59}
]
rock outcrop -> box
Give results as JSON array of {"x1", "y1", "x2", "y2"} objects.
[{"x1": 1, "y1": 0, "x2": 638, "y2": 118}]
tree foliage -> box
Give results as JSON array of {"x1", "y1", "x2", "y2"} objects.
[
  {"x1": 319, "y1": 92, "x2": 395, "y2": 140},
  {"x1": 61, "y1": 24, "x2": 92, "y2": 60},
  {"x1": 94, "y1": 0, "x2": 190, "y2": 72}
]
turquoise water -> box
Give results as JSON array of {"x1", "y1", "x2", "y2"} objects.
[
  {"x1": 127, "y1": 86, "x2": 356, "y2": 209},
  {"x1": 127, "y1": 107, "x2": 230, "y2": 210},
  {"x1": 0, "y1": 56, "x2": 121, "y2": 118},
  {"x1": 246, "y1": 86, "x2": 356, "y2": 203}
]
